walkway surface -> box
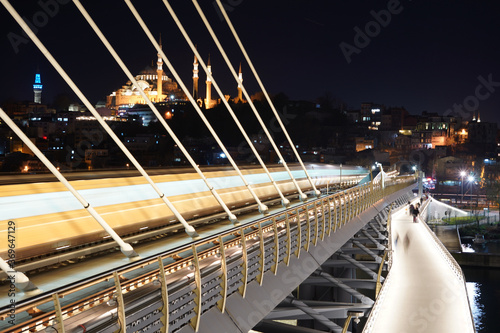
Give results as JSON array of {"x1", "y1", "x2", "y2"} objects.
[{"x1": 366, "y1": 204, "x2": 474, "y2": 333}]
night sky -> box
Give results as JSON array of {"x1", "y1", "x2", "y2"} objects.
[{"x1": 1, "y1": 0, "x2": 500, "y2": 123}]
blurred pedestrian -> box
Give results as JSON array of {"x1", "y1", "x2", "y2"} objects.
[{"x1": 412, "y1": 204, "x2": 420, "y2": 223}]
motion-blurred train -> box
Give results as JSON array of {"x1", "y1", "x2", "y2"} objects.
[{"x1": 0, "y1": 164, "x2": 367, "y2": 262}]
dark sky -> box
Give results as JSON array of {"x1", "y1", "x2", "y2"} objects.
[{"x1": 1, "y1": 0, "x2": 500, "y2": 123}]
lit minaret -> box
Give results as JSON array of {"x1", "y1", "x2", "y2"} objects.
[
  {"x1": 472, "y1": 111, "x2": 476, "y2": 122},
  {"x1": 237, "y1": 62, "x2": 243, "y2": 102},
  {"x1": 477, "y1": 111, "x2": 481, "y2": 122},
  {"x1": 33, "y1": 71, "x2": 43, "y2": 104},
  {"x1": 193, "y1": 53, "x2": 199, "y2": 100},
  {"x1": 156, "y1": 34, "x2": 163, "y2": 101},
  {"x1": 205, "y1": 54, "x2": 212, "y2": 108}
]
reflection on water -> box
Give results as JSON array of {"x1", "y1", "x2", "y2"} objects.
[
  {"x1": 462, "y1": 243, "x2": 475, "y2": 252},
  {"x1": 461, "y1": 240, "x2": 500, "y2": 253},
  {"x1": 466, "y1": 282, "x2": 484, "y2": 332},
  {"x1": 463, "y1": 267, "x2": 500, "y2": 332}
]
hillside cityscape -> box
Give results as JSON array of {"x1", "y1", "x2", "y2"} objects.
[{"x1": 1, "y1": 51, "x2": 500, "y2": 212}]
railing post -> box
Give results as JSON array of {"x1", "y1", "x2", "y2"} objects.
[
  {"x1": 322, "y1": 200, "x2": 328, "y2": 238},
  {"x1": 332, "y1": 195, "x2": 338, "y2": 232},
  {"x1": 158, "y1": 257, "x2": 170, "y2": 333},
  {"x1": 52, "y1": 294, "x2": 65, "y2": 333},
  {"x1": 256, "y1": 223, "x2": 265, "y2": 285},
  {"x1": 375, "y1": 250, "x2": 388, "y2": 297},
  {"x1": 295, "y1": 208, "x2": 302, "y2": 258},
  {"x1": 304, "y1": 206, "x2": 311, "y2": 252},
  {"x1": 216, "y1": 236, "x2": 228, "y2": 313},
  {"x1": 113, "y1": 271, "x2": 126, "y2": 333},
  {"x1": 238, "y1": 228, "x2": 248, "y2": 297},
  {"x1": 356, "y1": 187, "x2": 362, "y2": 216},
  {"x1": 327, "y1": 197, "x2": 333, "y2": 234},
  {"x1": 339, "y1": 192, "x2": 345, "y2": 226},
  {"x1": 271, "y1": 218, "x2": 279, "y2": 275},
  {"x1": 349, "y1": 189, "x2": 354, "y2": 221},
  {"x1": 190, "y1": 244, "x2": 202, "y2": 332},
  {"x1": 285, "y1": 213, "x2": 292, "y2": 266},
  {"x1": 313, "y1": 203, "x2": 319, "y2": 246}
]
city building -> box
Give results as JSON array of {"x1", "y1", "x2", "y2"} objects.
[
  {"x1": 33, "y1": 71, "x2": 43, "y2": 104},
  {"x1": 106, "y1": 37, "x2": 186, "y2": 110}
]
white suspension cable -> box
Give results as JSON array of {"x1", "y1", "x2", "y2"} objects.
[
  {"x1": 215, "y1": 0, "x2": 321, "y2": 198},
  {"x1": 72, "y1": 0, "x2": 241, "y2": 225},
  {"x1": 161, "y1": 0, "x2": 289, "y2": 208},
  {"x1": 124, "y1": 0, "x2": 268, "y2": 216},
  {"x1": 0, "y1": 0, "x2": 198, "y2": 238},
  {"x1": 192, "y1": 0, "x2": 308, "y2": 202},
  {"x1": 0, "y1": 251, "x2": 37, "y2": 291},
  {"x1": 0, "y1": 108, "x2": 137, "y2": 258}
]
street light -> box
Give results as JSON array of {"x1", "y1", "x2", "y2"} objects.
[
  {"x1": 460, "y1": 171, "x2": 466, "y2": 206},
  {"x1": 468, "y1": 175, "x2": 475, "y2": 214}
]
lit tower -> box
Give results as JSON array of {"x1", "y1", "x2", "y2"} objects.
[
  {"x1": 477, "y1": 111, "x2": 481, "y2": 122},
  {"x1": 205, "y1": 54, "x2": 212, "y2": 108},
  {"x1": 156, "y1": 34, "x2": 163, "y2": 101},
  {"x1": 193, "y1": 53, "x2": 199, "y2": 100},
  {"x1": 237, "y1": 62, "x2": 243, "y2": 102},
  {"x1": 33, "y1": 71, "x2": 43, "y2": 104}
]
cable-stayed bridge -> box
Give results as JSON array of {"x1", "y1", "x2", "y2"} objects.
[{"x1": 0, "y1": 1, "x2": 475, "y2": 332}]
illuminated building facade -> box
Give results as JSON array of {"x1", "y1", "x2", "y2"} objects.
[
  {"x1": 106, "y1": 38, "x2": 185, "y2": 110},
  {"x1": 33, "y1": 72, "x2": 43, "y2": 104},
  {"x1": 106, "y1": 42, "x2": 245, "y2": 112}
]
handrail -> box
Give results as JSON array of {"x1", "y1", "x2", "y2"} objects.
[
  {"x1": 375, "y1": 250, "x2": 388, "y2": 297},
  {"x1": 419, "y1": 210, "x2": 476, "y2": 332},
  {"x1": 1, "y1": 176, "x2": 416, "y2": 332}
]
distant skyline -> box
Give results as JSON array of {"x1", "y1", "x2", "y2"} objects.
[{"x1": 1, "y1": 0, "x2": 499, "y2": 123}]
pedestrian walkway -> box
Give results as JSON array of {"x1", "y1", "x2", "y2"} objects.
[{"x1": 364, "y1": 204, "x2": 475, "y2": 333}]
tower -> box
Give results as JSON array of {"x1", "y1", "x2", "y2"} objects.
[
  {"x1": 33, "y1": 71, "x2": 43, "y2": 104},
  {"x1": 156, "y1": 34, "x2": 163, "y2": 101},
  {"x1": 193, "y1": 53, "x2": 199, "y2": 100},
  {"x1": 205, "y1": 54, "x2": 212, "y2": 108},
  {"x1": 477, "y1": 111, "x2": 481, "y2": 122},
  {"x1": 237, "y1": 62, "x2": 243, "y2": 102}
]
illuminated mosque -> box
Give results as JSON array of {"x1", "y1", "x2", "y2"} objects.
[{"x1": 106, "y1": 37, "x2": 246, "y2": 112}]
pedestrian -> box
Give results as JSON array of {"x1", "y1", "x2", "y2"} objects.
[
  {"x1": 409, "y1": 204, "x2": 414, "y2": 217},
  {"x1": 404, "y1": 233, "x2": 411, "y2": 252},
  {"x1": 412, "y1": 204, "x2": 419, "y2": 223}
]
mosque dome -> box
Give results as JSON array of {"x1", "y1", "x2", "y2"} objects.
[{"x1": 133, "y1": 80, "x2": 150, "y2": 91}]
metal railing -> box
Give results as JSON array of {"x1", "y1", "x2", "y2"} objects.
[
  {"x1": 418, "y1": 200, "x2": 476, "y2": 333},
  {"x1": 1, "y1": 176, "x2": 416, "y2": 333}
]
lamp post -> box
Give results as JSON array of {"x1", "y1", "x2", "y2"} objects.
[
  {"x1": 468, "y1": 175, "x2": 474, "y2": 214},
  {"x1": 460, "y1": 171, "x2": 466, "y2": 207}
]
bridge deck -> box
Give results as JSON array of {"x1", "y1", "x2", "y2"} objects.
[{"x1": 367, "y1": 206, "x2": 474, "y2": 332}]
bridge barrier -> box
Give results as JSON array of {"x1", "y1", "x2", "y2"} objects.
[{"x1": 1, "y1": 175, "x2": 416, "y2": 333}]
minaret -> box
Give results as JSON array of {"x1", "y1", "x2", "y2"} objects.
[
  {"x1": 156, "y1": 34, "x2": 163, "y2": 101},
  {"x1": 472, "y1": 111, "x2": 476, "y2": 122},
  {"x1": 33, "y1": 70, "x2": 43, "y2": 104},
  {"x1": 477, "y1": 111, "x2": 481, "y2": 122},
  {"x1": 205, "y1": 54, "x2": 212, "y2": 108},
  {"x1": 237, "y1": 62, "x2": 243, "y2": 102},
  {"x1": 193, "y1": 53, "x2": 199, "y2": 100}
]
